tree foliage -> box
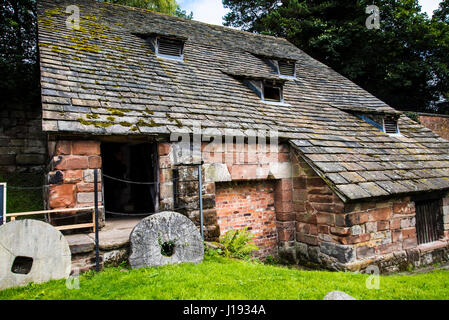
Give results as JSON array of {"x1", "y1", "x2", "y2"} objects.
[
  {"x1": 100, "y1": 0, "x2": 193, "y2": 19},
  {"x1": 0, "y1": 0, "x2": 39, "y2": 104},
  {"x1": 223, "y1": 0, "x2": 449, "y2": 113}
]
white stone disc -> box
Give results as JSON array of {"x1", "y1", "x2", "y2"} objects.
[{"x1": 0, "y1": 220, "x2": 71, "y2": 290}]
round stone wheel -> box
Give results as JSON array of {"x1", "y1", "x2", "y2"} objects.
[
  {"x1": 0, "y1": 220, "x2": 71, "y2": 290},
  {"x1": 129, "y1": 211, "x2": 204, "y2": 269}
]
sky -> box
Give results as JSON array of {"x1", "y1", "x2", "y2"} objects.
[{"x1": 178, "y1": 0, "x2": 444, "y2": 26}]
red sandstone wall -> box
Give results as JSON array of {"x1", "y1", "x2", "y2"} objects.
[
  {"x1": 336, "y1": 199, "x2": 417, "y2": 260},
  {"x1": 291, "y1": 151, "x2": 345, "y2": 247},
  {"x1": 45, "y1": 138, "x2": 449, "y2": 269},
  {"x1": 215, "y1": 181, "x2": 277, "y2": 257},
  {"x1": 47, "y1": 140, "x2": 102, "y2": 210},
  {"x1": 418, "y1": 115, "x2": 449, "y2": 141},
  {"x1": 291, "y1": 150, "x2": 449, "y2": 269}
]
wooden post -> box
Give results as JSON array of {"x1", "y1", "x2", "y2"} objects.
[
  {"x1": 198, "y1": 164, "x2": 204, "y2": 241},
  {"x1": 94, "y1": 169, "x2": 100, "y2": 272},
  {"x1": 92, "y1": 209, "x2": 96, "y2": 233}
]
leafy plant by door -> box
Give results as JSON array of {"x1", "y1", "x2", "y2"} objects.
[{"x1": 219, "y1": 227, "x2": 259, "y2": 259}]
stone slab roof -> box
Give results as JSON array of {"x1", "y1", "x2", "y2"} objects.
[
  {"x1": 290, "y1": 116, "x2": 449, "y2": 202},
  {"x1": 37, "y1": 0, "x2": 449, "y2": 201}
]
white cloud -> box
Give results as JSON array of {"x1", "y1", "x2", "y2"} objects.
[
  {"x1": 178, "y1": 0, "x2": 443, "y2": 26},
  {"x1": 178, "y1": 0, "x2": 230, "y2": 25},
  {"x1": 419, "y1": 0, "x2": 443, "y2": 17}
]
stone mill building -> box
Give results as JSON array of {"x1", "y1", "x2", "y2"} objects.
[{"x1": 31, "y1": 0, "x2": 449, "y2": 272}]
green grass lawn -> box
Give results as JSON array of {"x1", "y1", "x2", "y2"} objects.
[{"x1": 1, "y1": 256, "x2": 448, "y2": 300}]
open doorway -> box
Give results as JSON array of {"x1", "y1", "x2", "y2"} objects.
[{"x1": 101, "y1": 142, "x2": 159, "y2": 219}]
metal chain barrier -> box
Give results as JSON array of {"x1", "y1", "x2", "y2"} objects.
[
  {"x1": 2, "y1": 169, "x2": 201, "y2": 223},
  {"x1": 102, "y1": 173, "x2": 160, "y2": 185},
  {"x1": 7, "y1": 185, "x2": 46, "y2": 190}
]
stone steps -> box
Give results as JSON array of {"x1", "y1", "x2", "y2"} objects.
[{"x1": 65, "y1": 218, "x2": 140, "y2": 273}]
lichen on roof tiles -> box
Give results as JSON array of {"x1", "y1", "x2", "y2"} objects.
[{"x1": 37, "y1": 0, "x2": 449, "y2": 201}]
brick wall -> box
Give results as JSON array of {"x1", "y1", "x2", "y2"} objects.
[
  {"x1": 157, "y1": 140, "x2": 293, "y2": 249},
  {"x1": 418, "y1": 115, "x2": 449, "y2": 141},
  {"x1": 0, "y1": 103, "x2": 46, "y2": 173},
  {"x1": 46, "y1": 140, "x2": 102, "y2": 215},
  {"x1": 215, "y1": 181, "x2": 277, "y2": 257}
]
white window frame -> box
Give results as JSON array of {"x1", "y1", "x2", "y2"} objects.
[
  {"x1": 277, "y1": 60, "x2": 297, "y2": 79},
  {"x1": 262, "y1": 81, "x2": 287, "y2": 105},
  {"x1": 155, "y1": 37, "x2": 185, "y2": 62},
  {"x1": 382, "y1": 117, "x2": 401, "y2": 136}
]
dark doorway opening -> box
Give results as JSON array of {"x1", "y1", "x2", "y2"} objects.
[{"x1": 101, "y1": 142, "x2": 158, "y2": 219}]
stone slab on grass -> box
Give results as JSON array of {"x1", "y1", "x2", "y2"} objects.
[{"x1": 323, "y1": 291, "x2": 357, "y2": 300}]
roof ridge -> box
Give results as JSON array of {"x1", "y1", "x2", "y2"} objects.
[{"x1": 95, "y1": 0, "x2": 292, "y2": 44}]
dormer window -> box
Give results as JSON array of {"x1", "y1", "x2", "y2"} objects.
[
  {"x1": 259, "y1": 56, "x2": 297, "y2": 79},
  {"x1": 263, "y1": 81, "x2": 283, "y2": 103},
  {"x1": 156, "y1": 37, "x2": 184, "y2": 60},
  {"x1": 277, "y1": 60, "x2": 296, "y2": 78},
  {"x1": 241, "y1": 79, "x2": 285, "y2": 104},
  {"x1": 357, "y1": 113, "x2": 400, "y2": 136},
  {"x1": 384, "y1": 116, "x2": 399, "y2": 135},
  {"x1": 134, "y1": 33, "x2": 186, "y2": 61}
]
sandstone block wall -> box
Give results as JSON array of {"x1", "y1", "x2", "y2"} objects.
[
  {"x1": 289, "y1": 150, "x2": 449, "y2": 272},
  {"x1": 0, "y1": 104, "x2": 46, "y2": 173},
  {"x1": 418, "y1": 114, "x2": 449, "y2": 141},
  {"x1": 46, "y1": 140, "x2": 102, "y2": 214},
  {"x1": 44, "y1": 137, "x2": 449, "y2": 270}
]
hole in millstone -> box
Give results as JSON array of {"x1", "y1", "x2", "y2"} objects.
[
  {"x1": 161, "y1": 241, "x2": 176, "y2": 257},
  {"x1": 11, "y1": 256, "x2": 34, "y2": 275}
]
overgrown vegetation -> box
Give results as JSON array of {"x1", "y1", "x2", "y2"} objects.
[
  {"x1": 0, "y1": 0, "x2": 39, "y2": 107},
  {"x1": 99, "y1": 0, "x2": 193, "y2": 19},
  {"x1": 0, "y1": 172, "x2": 44, "y2": 213},
  {"x1": 219, "y1": 227, "x2": 259, "y2": 260},
  {"x1": 1, "y1": 255, "x2": 449, "y2": 300},
  {"x1": 405, "y1": 112, "x2": 421, "y2": 124}
]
